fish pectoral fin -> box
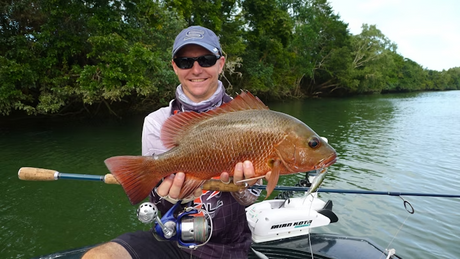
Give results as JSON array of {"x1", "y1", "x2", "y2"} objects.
[
  {"x1": 266, "y1": 159, "x2": 281, "y2": 198},
  {"x1": 180, "y1": 176, "x2": 206, "y2": 200},
  {"x1": 235, "y1": 175, "x2": 266, "y2": 184}
]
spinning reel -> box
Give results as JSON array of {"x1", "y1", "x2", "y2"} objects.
[{"x1": 137, "y1": 201, "x2": 212, "y2": 249}]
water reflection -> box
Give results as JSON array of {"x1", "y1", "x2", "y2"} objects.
[{"x1": 269, "y1": 91, "x2": 460, "y2": 259}]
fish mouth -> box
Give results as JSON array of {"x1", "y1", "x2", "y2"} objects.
[{"x1": 315, "y1": 154, "x2": 337, "y2": 169}]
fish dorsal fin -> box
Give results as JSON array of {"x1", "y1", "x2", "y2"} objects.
[{"x1": 161, "y1": 91, "x2": 269, "y2": 148}]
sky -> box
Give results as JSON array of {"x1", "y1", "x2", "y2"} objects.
[{"x1": 327, "y1": 0, "x2": 460, "y2": 71}]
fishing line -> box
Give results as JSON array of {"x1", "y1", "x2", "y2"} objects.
[
  {"x1": 303, "y1": 178, "x2": 319, "y2": 259},
  {"x1": 307, "y1": 231, "x2": 314, "y2": 259},
  {"x1": 307, "y1": 197, "x2": 315, "y2": 259},
  {"x1": 379, "y1": 196, "x2": 414, "y2": 259},
  {"x1": 303, "y1": 170, "x2": 322, "y2": 258}
]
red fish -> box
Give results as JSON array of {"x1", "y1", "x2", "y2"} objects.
[{"x1": 105, "y1": 92, "x2": 336, "y2": 205}]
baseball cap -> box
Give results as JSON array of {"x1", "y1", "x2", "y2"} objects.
[{"x1": 172, "y1": 26, "x2": 222, "y2": 58}]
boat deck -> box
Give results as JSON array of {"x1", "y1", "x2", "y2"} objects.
[
  {"x1": 250, "y1": 233, "x2": 402, "y2": 259},
  {"x1": 34, "y1": 233, "x2": 402, "y2": 259}
]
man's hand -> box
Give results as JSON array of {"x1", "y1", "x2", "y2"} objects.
[
  {"x1": 156, "y1": 161, "x2": 269, "y2": 202},
  {"x1": 220, "y1": 161, "x2": 259, "y2": 186},
  {"x1": 156, "y1": 172, "x2": 202, "y2": 200}
]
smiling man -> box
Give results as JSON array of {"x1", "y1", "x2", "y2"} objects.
[
  {"x1": 171, "y1": 27, "x2": 225, "y2": 103},
  {"x1": 83, "y1": 26, "x2": 263, "y2": 259}
]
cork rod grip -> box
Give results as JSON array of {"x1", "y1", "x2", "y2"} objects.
[
  {"x1": 18, "y1": 167, "x2": 57, "y2": 181},
  {"x1": 103, "y1": 174, "x2": 120, "y2": 184}
]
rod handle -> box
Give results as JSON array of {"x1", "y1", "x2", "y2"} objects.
[
  {"x1": 202, "y1": 179, "x2": 246, "y2": 192},
  {"x1": 18, "y1": 167, "x2": 57, "y2": 181},
  {"x1": 18, "y1": 167, "x2": 241, "y2": 190}
]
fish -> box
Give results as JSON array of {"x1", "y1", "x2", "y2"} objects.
[{"x1": 105, "y1": 91, "x2": 337, "y2": 205}]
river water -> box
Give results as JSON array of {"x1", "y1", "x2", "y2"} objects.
[{"x1": 1, "y1": 90, "x2": 459, "y2": 258}]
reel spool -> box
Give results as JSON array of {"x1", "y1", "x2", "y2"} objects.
[
  {"x1": 180, "y1": 215, "x2": 210, "y2": 243},
  {"x1": 137, "y1": 201, "x2": 211, "y2": 249}
]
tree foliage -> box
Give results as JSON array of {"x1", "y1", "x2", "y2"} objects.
[
  {"x1": 1, "y1": 0, "x2": 183, "y2": 116},
  {"x1": 240, "y1": 0, "x2": 294, "y2": 95},
  {"x1": 1, "y1": 0, "x2": 459, "y2": 117},
  {"x1": 289, "y1": 0, "x2": 351, "y2": 95}
]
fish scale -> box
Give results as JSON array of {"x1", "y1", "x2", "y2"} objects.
[{"x1": 165, "y1": 111, "x2": 281, "y2": 175}]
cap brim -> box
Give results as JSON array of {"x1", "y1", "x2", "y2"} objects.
[{"x1": 172, "y1": 42, "x2": 220, "y2": 58}]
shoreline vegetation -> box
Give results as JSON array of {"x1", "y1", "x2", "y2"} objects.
[{"x1": 1, "y1": 0, "x2": 459, "y2": 119}]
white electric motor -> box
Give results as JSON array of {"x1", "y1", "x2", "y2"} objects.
[{"x1": 246, "y1": 194, "x2": 336, "y2": 243}]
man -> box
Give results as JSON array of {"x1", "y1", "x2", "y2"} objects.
[{"x1": 83, "y1": 26, "x2": 262, "y2": 259}]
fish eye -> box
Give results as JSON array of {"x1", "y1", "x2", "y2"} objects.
[{"x1": 308, "y1": 137, "x2": 321, "y2": 149}]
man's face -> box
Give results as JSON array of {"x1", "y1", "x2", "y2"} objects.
[{"x1": 172, "y1": 44, "x2": 225, "y2": 103}]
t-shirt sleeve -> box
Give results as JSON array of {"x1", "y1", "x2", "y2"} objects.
[{"x1": 141, "y1": 107, "x2": 171, "y2": 156}]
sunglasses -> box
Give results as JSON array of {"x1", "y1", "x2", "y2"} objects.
[{"x1": 173, "y1": 55, "x2": 221, "y2": 69}]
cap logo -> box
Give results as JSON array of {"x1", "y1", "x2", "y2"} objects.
[{"x1": 183, "y1": 29, "x2": 205, "y2": 41}]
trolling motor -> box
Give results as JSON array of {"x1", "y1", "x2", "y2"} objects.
[{"x1": 137, "y1": 201, "x2": 211, "y2": 249}]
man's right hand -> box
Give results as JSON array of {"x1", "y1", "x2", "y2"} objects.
[{"x1": 156, "y1": 172, "x2": 202, "y2": 202}]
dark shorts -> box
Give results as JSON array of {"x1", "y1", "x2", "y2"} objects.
[{"x1": 112, "y1": 229, "x2": 197, "y2": 259}]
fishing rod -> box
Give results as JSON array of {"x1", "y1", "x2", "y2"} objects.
[
  {"x1": 250, "y1": 185, "x2": 460, "y2": 198},
  {"x1": 17, "y1": 167, "x2": 244, "y2": 192},
  {"x1": 18, "y1": 167, "x2": 460, "y2": 198},
  {"x1": 18, "y1": 167, "x2": 120, "y2": 184}
]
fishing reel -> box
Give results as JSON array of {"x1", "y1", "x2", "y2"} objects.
[{"x1": 137, "y1": 201, "x2": 212, "y2": 249}]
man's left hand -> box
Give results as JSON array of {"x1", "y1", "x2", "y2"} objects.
[{"x1": 220, "y1": 161, "x2": 258, "y2": 186}]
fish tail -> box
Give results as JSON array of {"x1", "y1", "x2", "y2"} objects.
[{"x1": 105, "y1": 156, "x2": 162, "y2": 205}]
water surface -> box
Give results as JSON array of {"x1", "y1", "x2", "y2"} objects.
[{"x1": 1, "y1": 90, "x2": 459, "y2": 258}]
